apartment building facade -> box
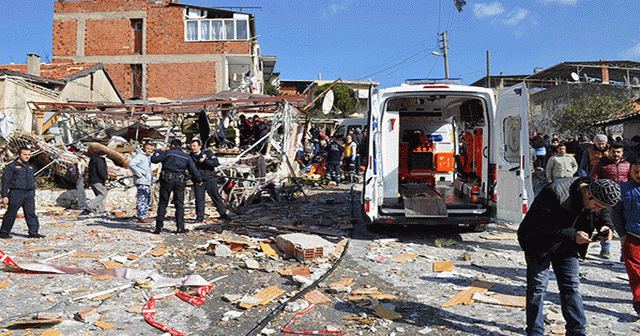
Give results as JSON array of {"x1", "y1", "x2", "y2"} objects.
[{"x1": 52, "y1": 0, "x2": 271, "y2": 100}]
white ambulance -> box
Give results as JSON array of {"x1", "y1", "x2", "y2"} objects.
[{"x1": 362, "y1": 79, "x2": 533, "y2": 231}]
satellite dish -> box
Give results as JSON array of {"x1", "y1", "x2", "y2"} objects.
[
  {"x1": 633, "y1": 77, "x2": 640, "y2": 85},
  {"x1": 322, "y1": 90, "x2": 334, "y2": 115},
  {"x1": 570, "y1": 72, "x2": 580, "y2": 82}
]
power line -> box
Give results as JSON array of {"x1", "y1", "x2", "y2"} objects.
[{"x1": 355, "y1": 47, "x2": 435, "y2": 81}]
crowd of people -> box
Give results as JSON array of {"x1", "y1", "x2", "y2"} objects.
[
  {"x1": 521, "y1": 131, "x2": 640, "y2": 335},
  {"x1": 295, "y1": 125, "x2": 368, "y2": 185}
]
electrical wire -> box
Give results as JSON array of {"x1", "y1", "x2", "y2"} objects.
[
  {"x1": 244, "y1": 237, "x2": 351, "y2": 336},
  {"x1": 355, "y1": 47, "x2": 435, "y2": 81}
]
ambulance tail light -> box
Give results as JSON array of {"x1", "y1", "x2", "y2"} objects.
[{"x1": 523, "y1": 203, "x2": 528, "y2": 214}]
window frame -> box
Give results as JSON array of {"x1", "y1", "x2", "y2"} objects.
[{"x1": 184, "y1": 18, "x2": 250, "y2": 42}]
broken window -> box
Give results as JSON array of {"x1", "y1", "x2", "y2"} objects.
[
  {"x1": 131, "y1": 64, "x2": 143, "y2": 98},
  {"x1": 131, "y1": 19, "x2": 143, "y2": 54}
]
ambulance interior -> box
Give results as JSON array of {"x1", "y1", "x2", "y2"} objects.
[{"x1": 387, "y1": 95, "x2": 488, "y2": 217}]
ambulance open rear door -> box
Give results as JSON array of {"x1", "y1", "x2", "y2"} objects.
[{"x1": 495, "y1": 83, "x2": 533, "y2": 224}]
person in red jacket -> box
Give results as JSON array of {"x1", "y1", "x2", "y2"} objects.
[
  {"x1": 591, "y1": 142, "x2": 631, "y2": 183},
  {"x1": 591, "y1": 142, "x2": 631, "y2": 259}
]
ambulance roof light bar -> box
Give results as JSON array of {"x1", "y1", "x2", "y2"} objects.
[{"x1": 404, "y1": 78, "x2": 463, "y2": 85}]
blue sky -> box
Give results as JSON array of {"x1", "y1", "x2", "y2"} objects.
[{"x1": 2, "y1": 0, "x2": 640, "y2": 89}]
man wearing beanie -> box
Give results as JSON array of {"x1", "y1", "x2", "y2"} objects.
[
  {"x1": 579, "y1": 134, "x2": 609, "y2": 177},
  {"x1": 518, "y1": 177, "x2": 620, "y2": 336}
]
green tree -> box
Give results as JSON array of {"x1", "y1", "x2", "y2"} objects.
[
  {"x1": 309, "y1": 83, "x2": 358, "y2": 118},
  {"x1": 264, "y1": 82, "x2": 282, "y2": 96},
  {"x1": 552, "y1": 95, "x2": 634, "y2": 135}
]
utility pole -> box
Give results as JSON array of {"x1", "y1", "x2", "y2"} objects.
[{"x1": 437, "y1": 32, "x2": 450, "y2": 78}]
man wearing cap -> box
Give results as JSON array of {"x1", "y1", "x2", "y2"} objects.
[
  {"x1": 518, "y1": 177, "x2": 620, "y2": 336},
  {"x1": 151, "y1": 139, "x2": 202, "y2": 234},
  {"x1": 0, "y1": 147, "x2": 44, "y2": 239},
  {"x1": 579, "y1": 134, "x2": 609, "y2": 177},
  {"x1": 84, "y1": 150, "x2": 109, "y2": 215},
  {"x1": 324, "y1": 136, "x2": 344, "y2": 184},
  {"x1": 189, "y1": 139, "x2": 229, "y2": 222}
]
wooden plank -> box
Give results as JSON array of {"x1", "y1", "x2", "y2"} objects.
[
  {"x1": 239, "y1": 286, "x2": 285, "y2": 309},
  {"x1": 473, "y1": 293, "x2": 526, "y2": 308},
  {"x1": 440, "y1": 280, "x2": 494, "y2": 308},
  {"x1": 329, "y1": 278, "x2": 354, "y2": 288},
  {"x1": 372, "y1": 305, "x2": 402, "y2": 320},
  {"x1": 392, "y1": 253, "x2": 419, "y2": 263},
  {"x1": 304, "y1": 290, "x2": 332, "y2": 304},
  {"x1": 433, "y1": 260, "x2": 454, "y2": 272}
]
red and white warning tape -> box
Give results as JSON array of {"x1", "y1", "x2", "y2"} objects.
[
  {"x1": 143, "y1": 285, "x2": 213, "y2": 336},
  {"x1": 282, "y1": 304, "x2": 344, "y2": 335},
  {"x1": 1, "y1": 249, "x2": 212, "y2": 336}
]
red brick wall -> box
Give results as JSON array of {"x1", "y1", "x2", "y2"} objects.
[
  {"x1": 104, "y1": 63, "x2": 133, "y2": 98},
  {"x1": 85, "y1": 19, "x2": 136, "y2": 56},
  {"x1": 54, "y1": 0, "x2": 152, "y2": 14},
  {"x1": 52, "y1": 20, "x2": 77, "y2": 57},
  {"x1": 54, "y1": 2, "x2": 251, "y2": 57},
  {"x1": 147, "y1": 62, "x2": 217, "y2": 99}
]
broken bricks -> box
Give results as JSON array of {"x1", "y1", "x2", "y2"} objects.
[{"x1": 276, "y1": 233, "x2": 336, "y2": 262}]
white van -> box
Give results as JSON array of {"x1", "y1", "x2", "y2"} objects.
[
  {"x1": 362, "y1": 79, "x2": 533, "y2": 231},
  {"x1": 332, "y1": 117, "x2": 368, "y2": 141}
]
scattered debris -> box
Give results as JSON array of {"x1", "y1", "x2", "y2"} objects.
[
  {"x1": 276, "y1": 233, "x2": 336, "y2": 262},
  {"x1": 239, "y1": 286, "x2": 285, "y2": 309},
  {"x1": 441, "y1": 280, "x2": 494, "y2": 308}
]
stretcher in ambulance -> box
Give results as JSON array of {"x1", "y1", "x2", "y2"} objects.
[{"x1": 362, "y1": 79, "x2": 532, "y2": 231}]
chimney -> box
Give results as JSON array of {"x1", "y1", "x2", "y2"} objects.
[
  {"x1": 27, "y1": 53, "x2": 41, "y2": 77},
  {"x1": 600, "y1": 59, "x2": 609, "y2": 84}
]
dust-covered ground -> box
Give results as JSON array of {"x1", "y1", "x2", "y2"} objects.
[{"x1": 0, "y1": 180, "x2": 638, "y2": 336}]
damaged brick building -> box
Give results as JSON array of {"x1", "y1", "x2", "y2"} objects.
[{"x1": 52, "y1": 0, "x2": 275, "y2": 100}]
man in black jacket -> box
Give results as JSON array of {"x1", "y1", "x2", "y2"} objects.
[
  {"x1": 151, "y1": 139, "x2": 202, "y2": 234},
  {"x1": 190, "y1": 139, "x2": 228, "y2": 222},
  {"x1": 85, "y1": 150, "x2": 109, "y2": 215},
  {"x1": 0, "y1": 147, "x2": 44, "y2": 239},
  {"x1": 518, "y1": 177, "x2": 620, "y2": 336}
]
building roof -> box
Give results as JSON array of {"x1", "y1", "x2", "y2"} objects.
[
  {"x1": 0, "y1": 62, "x2": 101, "y2": 81},
  {"x1": 0, "y1": 62, "x2": 124, "y2": 103},
  {"x1": 471, "y1": 60, "x2": 640, "y2": 89},
  {"x1": 469, "y1": 75, "x2": 529, "y2": 88},
  {"x1": 0, "y1": 68, "x2": 66, "y2": 87}
]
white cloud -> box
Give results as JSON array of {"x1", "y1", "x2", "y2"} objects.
[
  {"x1": 473, "y1": 2, "x2": 505, "y2": 19},
  {"x1": 540, "y1": 0, "x2": 578, "y2": 5},
  {"x1": 501, "y1": 8, "x2": 530, "y2": 26},
  {"x1": 328, "y1": 0, "x2": 355, "y2": 15},
  {"x1": 620, "y1": 42, "x2": 640, "y2": 59}
]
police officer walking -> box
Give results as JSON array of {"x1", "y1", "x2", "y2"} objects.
[
  {"x1": 0, "y1": 147, "x2": 44, "y2": 239},
  {"x1": 189, "y1": 139, "x2": 229, "y2": 222},
  {"x1": 151, "y1": 139, "x2": 202, "y2": 234}
]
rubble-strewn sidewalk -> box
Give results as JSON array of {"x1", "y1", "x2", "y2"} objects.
[{"x1": 3, "y1": 184, "x2": 640, "y2": 336}]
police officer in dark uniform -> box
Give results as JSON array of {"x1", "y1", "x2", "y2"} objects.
[
  {"x1": 151, "y1": 139, "x2": 202, "y2": 234},
  {"x1": 189, "y1": 139, "x2": 229, "y2": 222},
  {"x1": 0, "y1": 147, "x2": 44, "y2": 239}
]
